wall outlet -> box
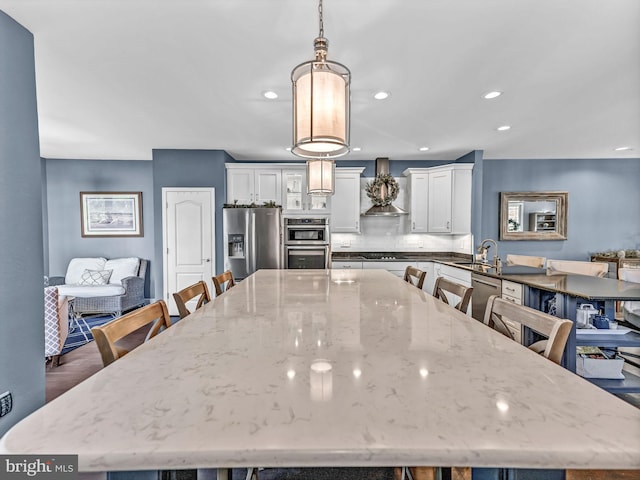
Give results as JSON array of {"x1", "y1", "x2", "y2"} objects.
[
  {"x1": 0, "y1": 391, "x2": 12, "y2": 417},
  {"x1": 418, "y1": 240, "x2": 424, "y2": 248},
  {"x1": 341, "y1": 240, "x2": 351, "y2": 247}
]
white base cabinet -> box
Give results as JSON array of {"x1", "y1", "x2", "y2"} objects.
[
  {"x1": 501, "y1": 280, "x2": 523, "y2": 342},
  {"x1": 433, "y1": 263, "x2": 472, "y2": 315},
  {"x1": 417, "y1": 262, "x2": 435, "y2": 295},
  {"x1": 361, "y1": 261, "x2": 418, "y2": 280},
  {"x1": 331, "y1": 261, "x2": 363, "y2": 270}
]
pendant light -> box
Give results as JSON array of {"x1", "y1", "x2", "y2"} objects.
[{"x1": 291, "y1": 0, "x2": 351, "y2": 196}]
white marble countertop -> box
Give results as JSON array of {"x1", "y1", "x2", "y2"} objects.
[{"x1": 2, "y1": 270, "x2": 639, "y2": 472}]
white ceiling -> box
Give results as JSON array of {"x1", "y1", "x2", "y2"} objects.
[{"x1": 0, "y1": 0, "x2": 638, "y2": 162}]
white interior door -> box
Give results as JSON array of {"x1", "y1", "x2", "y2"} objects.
[{"x1": 163, "y1": 188, "x2": 215, "y2": 316}]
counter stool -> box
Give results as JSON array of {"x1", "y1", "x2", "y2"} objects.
[
  {"x1": 433, "y1": 277, "x2": 473, "y2": 313},
  {"x1": 213, "y1": 270, "x2": 236, "y2": 296},
  {"x1": 91, "y1": 300, "x2": 172, "y2": 367},
  {"x1": 173, "y1": 281, "x2": 212, "y2": 319},
  {"x1": 546, "y1": 259, "x2": 608, "y2": 277},
  {"x1": 483, "y1": 295, "x2": 572, "y2": 365},
  {"x1": 403, "y1": 266, "x2": 426, "y2": 290},
  {"x1": 505, "y1": 254, "x2": 546, "y2": 268}
]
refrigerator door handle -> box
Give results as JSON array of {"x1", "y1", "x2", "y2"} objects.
[
  {"x1": 245, "y1": 211, "x2": 252, "y2": 277},
  {"x1": 250, "y1": 211, "x2": 257, "y2": 273}
]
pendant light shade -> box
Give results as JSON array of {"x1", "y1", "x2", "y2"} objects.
[
  {"x1": 291, "y1": 41, "x2": 350, "y2": 159},
  {"x1": 306, "y1": 158, "x2": 335, "y2": 195}
]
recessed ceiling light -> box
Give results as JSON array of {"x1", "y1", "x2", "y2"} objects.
[
  {"x1": 418, "y1": 146, "x2": 430, "y2": 151},
  {"x1": 496, "y1": 125, "x2": 511, "y2": 131},
  {"x1": 483, "y1": 91, "x2": 502, "y2": 99},
  {"x1": 373, "y1": 91, "x2": 390, "y2": 100},
  {"x1": 614, "y1": 146, "x2": 633, "y2": 151},
  {"x1": 263, "y1": 90, "x2": 278, "y2": 99},
  {"x1": 351, "y1": 147, "x2": 362, "y2": 152}
]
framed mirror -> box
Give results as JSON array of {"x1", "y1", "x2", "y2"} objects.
[{"x1": 500, "y1": 191, "x2": 568, "y2": 240}]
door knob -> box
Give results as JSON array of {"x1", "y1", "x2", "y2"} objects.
[{"x1": 203, "y1": 258, "x2": 211, "y2": 262}]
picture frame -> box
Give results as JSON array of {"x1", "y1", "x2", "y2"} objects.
[{"x1": 80, "y1": 192, "x2": 143, "y2": 237}]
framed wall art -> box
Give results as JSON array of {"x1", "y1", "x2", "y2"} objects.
[{"x1": 80, "y1": 192, "x2": 143, "y2": 237}]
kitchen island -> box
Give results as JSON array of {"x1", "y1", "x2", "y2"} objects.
[
  {"x1": 438, "y1": 260, "x2": 640, "y2": 393},
  {"x1": 2, "y1": 270, "x2": 639, "y2": 476}
]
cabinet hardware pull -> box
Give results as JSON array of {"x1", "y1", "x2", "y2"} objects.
[{"x1": 473, "y1": 278, "x2": 501, "y2": 288}]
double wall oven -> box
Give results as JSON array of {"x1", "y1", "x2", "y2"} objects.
[{"x1": 284, "y1": 217, "x2": 330, "y2": 269}]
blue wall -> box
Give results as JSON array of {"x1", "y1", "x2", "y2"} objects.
[
  {"x1": 0, "y1": 11, "x2": 46, "y2": 436},
  {"x1": 482, "y1": 158, "x2": 640, "y2": 260},
  {"x1": 152, "y1": 149, "x2": 231, "y2": 300},
  {"x1": 44, "y1": 159, "x2": 156, "y2": 295}
]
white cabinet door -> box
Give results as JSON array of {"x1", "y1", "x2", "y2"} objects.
[
  {"x1": 331, "y1": 168, "x2": 364, "y2": 233},
  {"x1": 226, "y1": 166, "x2": 282, "y2": 205},
  {"x1": 254, "y1": 169, "x2": 281, "y2": 204},
  {"x1": 404, "y1": 164, "x2": 473, "y2": 234},
  {"x1": 434, "y1": 263, "x2": 472, "y2": 315},
  {"x1": 227, "y1": 169, "x2": 254, "y2": 204},
  {"x1": 428, "y1": 169, "x2": 453, "y2": 232},
  {"x1": 408, "y1": 173, "x2": 429, "y2": 232},
  {"x1": 450, "y1": 166, "x2": 472, "y2": 234},
  {"x1": 361, "y1": 261, "x2": 418, "y2": 280},
  {"x1": 417, "y1": 262, "x2": 435, "y2": 295},
  {"x1": 331, "y1": 261, "x2": 363, "y2": 269}
]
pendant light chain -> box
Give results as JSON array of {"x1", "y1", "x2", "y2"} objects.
[{"x1": 318, "y1": 0, "x2": 325, "y2": 38}]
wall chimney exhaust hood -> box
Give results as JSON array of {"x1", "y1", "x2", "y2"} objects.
[{"x1": 363, "y1": 157, "x2": 407, "y2": 216}]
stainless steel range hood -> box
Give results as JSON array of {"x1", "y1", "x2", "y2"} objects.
[{"x1": 364, "y1": 158, "x2": 407, "y2": 216}]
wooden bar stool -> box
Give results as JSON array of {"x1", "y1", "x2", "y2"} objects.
[
  {"x1": 91, "y1": 300, "x2": 172, "y2": 367},
  {"x1": 483, "y1": 295, "x2": 572, "y2": 365},
  {"x1": 404, "y1": 266, "x2": 426, "y2": 290},
  {"x1": 213, "y1": 270, "x2": 236, "y2": 296},
  {"x1": 173, "y1": 281, "x2": 212, "y2": 319},
  {"x1": 433, "y1": 277, "x2": 473, "y2": 313}
]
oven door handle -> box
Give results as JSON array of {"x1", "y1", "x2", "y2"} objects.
[{"x1": 286, "y1": 246, "x2": 328, "y2": 251}]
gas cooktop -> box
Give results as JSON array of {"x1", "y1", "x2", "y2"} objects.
[{"x1": 361, "y1": 252, "x2": 409, "y2": 260}]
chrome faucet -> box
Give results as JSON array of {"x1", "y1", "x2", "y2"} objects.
[{"x1": 477, "y1": 239, "x2": 501, "y2": 271}]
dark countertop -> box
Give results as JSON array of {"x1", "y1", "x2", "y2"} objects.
[
  {"x1": 331, "y1": 252, "x2": 640, "y2": 300},
  {"x1": 331, "y1": 251, "x2": 471, "y2": 263},
  {"x1": 439, "y1": 261, "x2": 640, "y2": 301}
]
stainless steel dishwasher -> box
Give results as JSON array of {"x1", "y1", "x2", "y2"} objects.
[{"x1": 471, "y1": 273, "x2": 502, "y2": 322}]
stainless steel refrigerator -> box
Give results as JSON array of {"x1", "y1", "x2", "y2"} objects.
[{"x1": 223, "y1": 207, "x2": 282, "y2": 281}]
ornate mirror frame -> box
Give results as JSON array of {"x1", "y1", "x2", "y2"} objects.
[{"x1": 499, "y1": 191, "x2": 568, "y2": 241}]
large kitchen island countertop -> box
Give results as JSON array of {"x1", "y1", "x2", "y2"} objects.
[{"x1": 2, "y1": 269, "x2": 639, "y2": 474}]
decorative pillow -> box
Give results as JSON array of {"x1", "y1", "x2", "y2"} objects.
[
  {"x1": 64, "y1": 257, "x2": 107, "y2": 285},
  {"x1": 104, "y1": 257, "x2": 140, "y2": 285},
  {"x1": 78, "y1": 269, "x2": 113, "y2": 286}
]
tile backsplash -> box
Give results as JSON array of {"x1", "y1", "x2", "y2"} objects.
[{"x1": 331, "y1": 177, "x2": 473, "y2": 254}]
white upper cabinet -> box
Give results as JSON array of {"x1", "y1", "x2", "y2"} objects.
[
  {"x1": 282, "y1": 167, "x2": 330, "y2": 214},
  {"x1": 226, "y1": 166, "x2": 282, "y2": 205},
  {"x1": 403, "y1": 164, "x2": 473, "y2": 234},
  {"x1": 405, "y1": 171, "x2": 429, "y2": 232},
  {"x1": 428, "y1": 169, "x2": 453, "y2": 232},
  {"x1": 331, "y1": 168, "x2": 365, "y2": 233}
]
